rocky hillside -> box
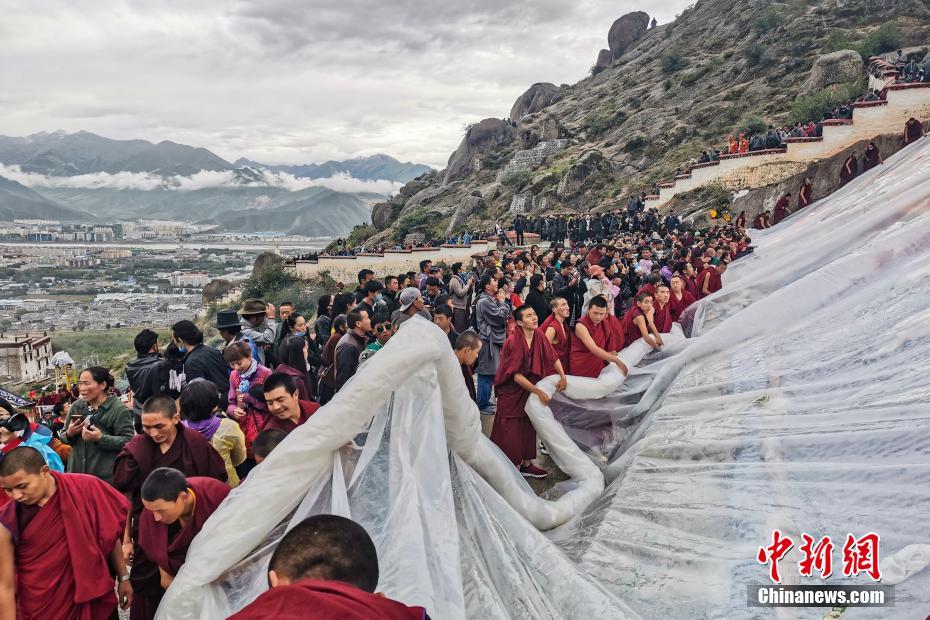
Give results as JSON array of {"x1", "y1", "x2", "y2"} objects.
[{"x1": 366, "y1": 0, "x2": 930, "y2": 243}]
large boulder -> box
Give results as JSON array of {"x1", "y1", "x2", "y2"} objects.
[
  {"x1": 608, "y1": 12, "x2": 650, "y2": 58},
  {"x1": 202, "y1": 279, "x2": 234, "y2": 304},
  {"x1": 509, "y1": 83, "x2": 562, "y2": 123},
  {"x1": 593, "y1": 49, "x2": 613, "y2": 74},
  {"x1": 252, "y1": 251, "x2": 284, "y2": 275},
  {"x1": 557, "y1": 150, "x2": 614, "y2": 198},
  {"x1": 801, "y1": 50, "x2": 864, "y2": 95},
  {"x1": 442, "y1": 118, "x2": 512, "y2": 185},
  {"x1": 370, "y1": 201, "x2": 394, "y2": 231},
  {"x1": 539, "y1": 113, "x2": 571, "y2": 141},
  {"x1": 446, "y1": 195, "x2": 485, "y2": 235}
]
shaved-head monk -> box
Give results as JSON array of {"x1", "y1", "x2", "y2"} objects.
[
  {"x1": 569, "y1": 295, "x2": 626, "y2": 379},
  {"x1": 697, "y1": 260, "x2": 727, "y2": 298},
  {"x1": 113, "y1": 395, "x2": 227, "y2": 620},
  {"x1": 137, "y1": 468, "x2": 230, "y2": 593},
  {"x1": 229, "y1": 514, "x2": 429, "y2": 619},
  {"x1": 622, "y1": 292, "x2": 663, "y2": 350},
  {"x1": 652, "y1": 284, "x2": 673, "y2": 334},
  {"x1": 0, "y1": 446, "x2": 131, "y2": 619},
  {"x1": 490, "y1": 305, "x2": 567, "y2": 478},
  {"x1": 668, "y1": 275, "x2": 697, "y2": 323},
  {"x1": 540, "y1": 296, "x2": 572, "y2": 373}
]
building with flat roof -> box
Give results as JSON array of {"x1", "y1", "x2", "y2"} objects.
[{"x1": 0, "y1": 332, "x2": 53, "y2": 383}]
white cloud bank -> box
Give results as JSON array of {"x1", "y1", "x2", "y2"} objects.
[{"x1": 0, "y1": 164, "x2": 403, "y2": 195}]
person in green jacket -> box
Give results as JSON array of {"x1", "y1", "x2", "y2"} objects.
[{"x1": 60, "y1": 366, "x2": 135, "y2": 484}]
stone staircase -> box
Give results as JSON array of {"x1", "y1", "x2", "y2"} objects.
[
  {"x1": 495, "y1": 139, "x2": 569, "y2": 181},
  {"x1": 644, "y1": 81, "x2": 930, "y2": 208}
]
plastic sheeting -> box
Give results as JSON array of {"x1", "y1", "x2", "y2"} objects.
[
  {"x1": 162, "y1": 137, "x2": 930, "y2": 619},
  {"x1": 552, "y1": 137, "x2": 930, "y2": 618},
  {"x1": 158, "y1": 317, "x2": 637, "y2": 619}
]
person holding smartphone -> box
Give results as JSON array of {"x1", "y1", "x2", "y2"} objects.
[{"x1": 60, "y1": 367, "x2": 135, "y2": 484}]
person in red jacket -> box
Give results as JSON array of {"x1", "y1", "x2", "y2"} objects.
[{"x1": 230, "y1": 514, "x2": 429, "y2": 619}]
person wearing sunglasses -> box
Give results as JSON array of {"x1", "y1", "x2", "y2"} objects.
[{"x1": 358, "y1": 314, "x2": 393, "y2": 366}]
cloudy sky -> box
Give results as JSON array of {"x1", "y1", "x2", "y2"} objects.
[{"x1": 0, "y1": 1, "x2": 691, "y2": 169}]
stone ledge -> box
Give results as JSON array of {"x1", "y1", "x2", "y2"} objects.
[
  {"x1": 691, "y1": 161, "x2": 721, "y2": 170},
  {"x1": 821, "y1": 119, "x2": 854, "y2": 126},
  {"x1": 718, "y1": 148, "x2": 787, "y2": 160},
  {"x1": 851, "y1": 100, "x2": 888, "y2": 108},
  {"x1": 784, "y1": 137, "x2": 824, "y2": 143}
]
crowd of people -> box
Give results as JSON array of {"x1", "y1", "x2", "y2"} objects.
[{"x1": 0, "y1": 198, "x2": 753, "y2": 617}]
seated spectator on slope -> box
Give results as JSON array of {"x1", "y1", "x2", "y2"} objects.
[
  {"x1": 621, "y1": 292, "x2": 663, "y2": 351},
  {"x1": 262, "y1": 373, "x2": 319, "y2": 435},
  {"x1": 668, "y1": 275, "x2": 696, "y2": 323},
  {"x1": 228, "y1": 515, "x2": 429, "y2": 619},
  {"x1": 697, "y1": 260, "x2": 727, "y2": 298}
]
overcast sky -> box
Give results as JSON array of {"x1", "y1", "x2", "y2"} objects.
[{"x1": 0, "y1": 1, "x2": 691, "y2": 169}]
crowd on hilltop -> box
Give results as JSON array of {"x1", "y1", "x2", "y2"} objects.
[{"x1": 0, "y1": 192, "x2": 753, "y2": 618}]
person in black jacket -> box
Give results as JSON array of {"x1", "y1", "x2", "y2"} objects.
[
  {"x1": 524, "y1": 274, "x2": 549, "y2": 324},
  {"x1": 171, "y1": 320, "x2": 230, "y2": 408},
  {"x1": 125, "y1": 329, "x2": 162, "y2": 428},
  {"x1": 333, "y1": 309, "x2": 370, "y2": 392}
]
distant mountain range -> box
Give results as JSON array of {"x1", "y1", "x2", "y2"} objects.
[
  {"x1": 0, "y1": 130, "x2": 433, "y2": 235},
  {"x1": 233, "y1": 154, "x2": 432, "y2": 183}
]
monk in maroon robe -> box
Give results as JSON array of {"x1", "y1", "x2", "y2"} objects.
[
  {"x1": 752, "y1": 210, "x2": 771, "y2": 229},
  {"x1": 862, "y1": 142, "x2": 882, "y2": 171},
  {"x1": 734, "y1": 210, "x2": 746, "y2": 229},
  {"x1": 668, "y1": 275, "x2": 697, "y2": 323},
  {"x1": 569, "y1": 295, "x2": 625, "y2": 379},
  {"x1": 698, "y1": 261, "x2": 727, "y2": 298},
  {"x1": 904, "y1": 117, "x2": 924, "y2": 146},
  {"x1": 262, "y1": 372, "x2": 319, "y2": 435},
  {"x1": 453, "y1": 331, "x2": 482, "y2": 402},
  {"x1": 0, "y1": 446, "x2": 131, "y2": 620},
  {"x1": 839, "y1": 154, "x2": 858, "y2": 187},
  {"x1": 797, "y1": 177, "x2": 814, "y2": 210},
  {"x1": 541, "y1": 296, "x2": 572, "y2": 373},
  {"x1": 230, "y1": 514, "x2": 427, "y2": 620},
  {"x1": 772, "y1": 194, "x2": 791, "y2": 225},
  {"x1": 113, "y1": 395, "x2": 226, "y2": 620},
  {"x1": 491, "y1": 305, "x2": 567, "y2": 476},
  {"x1": 652, "y1": 284, "x2": 673, "y2": 334},
  {"x1": 622, "y1": 292, "x2": 662, "y2": 349},
  {"x1": 138, "y1": 469, "x2": 230, "y2": 591}
]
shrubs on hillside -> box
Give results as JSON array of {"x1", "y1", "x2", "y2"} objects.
[
  {"x1": 500, "y1": 170, "x2": 533, "y2": 190},
  {"x1": 789, "y1": 79, "x2": 865, "y2": 125},
  {"x1": 662, "y1": 51, "x2": 689, "y2": 74},
  {"x1": 857, "y1": 23, "x2": 904, "y2": 58}
]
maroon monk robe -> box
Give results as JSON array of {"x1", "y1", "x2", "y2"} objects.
[
  {"x1": 229, "y1": 579, "x2": 427, "y2": 620},
  {"x1": 0, "y1": 472, "x2": 128, "y2": 620},
  {"x1": 490, "y1": 328, "x2": 558, "y2": 466},
  {"x1": 138, "y1": 477, "x2": 230, "y2": 577},
  {"x1": 668, "y1": 289, "x2": 696, "y2": 323},
  {"x1": 113, "y1": 425, "x2": 227, "y2": 620},
  {"x1": 568, "y1": 314, "x2": 622, "y2": 379},
  {"x1": 772, "y1": 196, "x2": 790, "y2": 224},
  {"x1": 262, "y1": 400, "x2": 319, "y2": 435},
  {"x1": 460, "y1": 362, "x2": 477, "y2": 402},
  {"x1": 798, "y1": 183, "x2": 813, "y2": 209},
  {"x1": 683, "y1": 275, "x2": 701, "y2": 300},
  {"x1": 540, "y1": 313, "x2": 571, "y2": 374},
  {"x1": 862, "y1": 146, "x2": 881, "y2": 171},
  {"x1": 621, "y1": 305, "x2": 649, "y2": 345},
  {"x1": 653, "y1": 300, "x2": 672, "y2": 334},
  {"x1": 697, "y1": 266, "x2": 722, "y2": 298}
]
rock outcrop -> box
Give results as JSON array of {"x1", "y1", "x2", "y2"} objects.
[
  {"x1": 442, "y1": 118, "x2": 512, "y2": 185},
  {"x1": 509, "y1": 83, "x2": 562, "y2": 123},
  {"x1": 607, "y1": 11, "x2": 650, "y2": 59},
  {"x1": 446, "y1": 194, "x2": 485, "y2": 235},
  {"x1": 557, "y1": 150, "x2": 613, "y2": 198},
  {"x1": 370, "y1": 201, "x2": 395, "y2": 231},
  {"x1": 593, "y1": 49, "x2": 613, "y2": 74},
  {"x1": 801, "y1": 50, "x2": 864, "y2": 94},
  {"x1": 252, "y1": 252, "x2": 284, "y2": 275},
  {"x1": 202, "y1": 279, "x2": 234, "y2": 304}
]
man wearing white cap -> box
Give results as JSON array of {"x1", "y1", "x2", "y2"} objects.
[{"x1": 391, "y1": 287, "x2": 432, "y2": 328}]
